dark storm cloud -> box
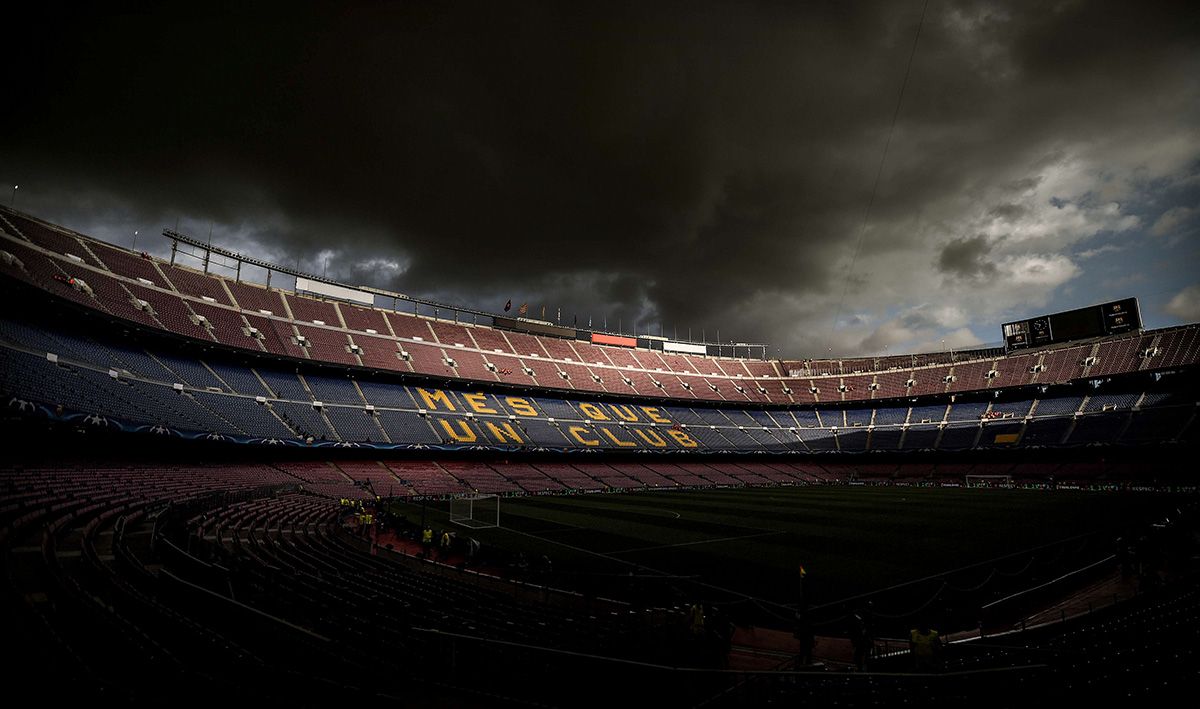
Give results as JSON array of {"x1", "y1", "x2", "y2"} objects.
[
  {"x1": 988, "y1": 204, "x2": 1028, "y2": 222},
  {"x1": 3, "y1": 0, "x2": 1198, "y2": 354},
  {"x1": 938, "y1": 234, "x2": 997, "y2": 279}
]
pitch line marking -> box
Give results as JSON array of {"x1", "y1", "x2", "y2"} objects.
[
  {"x1": 505, "y1": 522, "x2": 790, "y2": 608},
  {"x1": 609, "y1": 530, "x2": 784, "y2": 555},
  {"x1": 502, "y1": 527, "x2": 645, "y2": 568}
]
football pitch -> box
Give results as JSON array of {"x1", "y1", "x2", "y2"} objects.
[{"x1": 391, "y1": 485, "x2": 1182, "y2": 610}]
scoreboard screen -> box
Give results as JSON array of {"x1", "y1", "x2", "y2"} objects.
[{"x1": 1003, "y1": 297, "x2": 1140, "y2": 351}]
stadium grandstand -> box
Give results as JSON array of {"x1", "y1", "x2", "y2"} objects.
[{"x1": 2, "y1": 205, "x2": 1198, "y2": 707}]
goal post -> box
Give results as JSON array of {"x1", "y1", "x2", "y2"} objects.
[
  {"x1": 965, "y1": 474, "x2": 1013, "y2": 488},
  {"x1": 449, "y1": 493, "x2": 500, "y2": 529}
]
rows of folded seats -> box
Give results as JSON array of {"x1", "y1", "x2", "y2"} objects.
[
  {"x1": 532, "y1": 462, "x2": 605, "y2": 490},
  {"x1": 323, "y1": 405, "x2": 386, "y2": 442},
  {"x1": 384, "y1": 310, "x2": 437, "y2": 341},
  {"x1": 384, "y1": 461, "x2": 468, "y2": 495},
  {"x1": 270, "y1": 401, "x2": 338, "y2": 441},
  {"x1": 1152, "y1": 326, "x2": 1200, "y2": 368},
  {"x1": 283, "y1": 293, "x2": 339, "y2": 325},
  {"x1": 154, "y1": 352, "x2": 229, "y2": 390},
  {"x1": 446, "y1": 348, "x2": 500, "y2": 381},
  {"x1": 334, "y1": 461, "x2": 403, "y2": 492},
  {"x1": 865, "y1": 427, "x2": 901, "y2": 449},
  {"x1": 339, "y1": 302, "x2": 390, "y2": 336},
  {"x1": 514, "y1": 418, "x2": 572, "y2": 446},
  {"x1": 1121, "y1": 407, "x2": 1191, "y2": 443},
  {"x1": 90, "y1": 242, "x2": 162, "y2": 283},
  {"x1": 294, "y1": 324, "x2": 356, "y2": 365},
  {"x1": 1088, "y1": 335, "x2": 1142, "y2": 376},
  {"x1": 2, "y1": 212, "x2": 107, "y2": 268},
  {"x1": 243, "y1": 314, "x2": 303, "y2": 357},
  {"x1": 946, "y1": 360, "x2": 991, "y2": 393},
  {"x1": 189, "y1": 391, "x2": 296, "y2": 438},
  {"x1": 1065, "y1": 412, "x2": 1128, "y2": 444},
  {"x1": 1030, "y1": 396, "x2": 1083, "y2": 416},
  {"x1": 188, "y1": 301, "x2": 260, "y2": 348},
  {"x1": 468, "y1": 324, "x2": 516, "y2": 353},
  {"x1": 352, "y1": 332, "x2": 407, "y2": 370},
  {"x1": 403, "y1": 340, "x2": 457, "y2": 377},
  {"x1": 160, "y1": 264, "x2": 234, "y2": 304},
  {"x1": 433, "y1": 461, "x2": 521, "y2": 494},
  {"x1": 375, "y1": 409, "x2": 442, "y2": 445}
]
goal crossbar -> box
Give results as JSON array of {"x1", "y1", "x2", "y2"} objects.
[{"x1": 449, "y1": 493, "x2": 500, "y2": 529}]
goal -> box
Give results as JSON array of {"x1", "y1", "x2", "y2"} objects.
[
  {"x1": 449, "y1": 493, "x2": 500, "y2": 529},
  {"x1": 965, "y1": 474, "x2": 1013, "y2": 488}
]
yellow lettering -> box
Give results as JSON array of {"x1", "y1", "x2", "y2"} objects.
[
  {"x1": 417, "y1": 388, "x2": 456, "y2": 412},
  {"x1": 579, "y1": 402, "x2": 610, "y2": 420},
  {"x1": 641, "y1": 406, "x2": 670, "y2": 424},
  {"x1": 505, "y1": 396, "x2": 538, "y2": 417},
  {"x1": 484, "y1": 421, "x2": 524, "y2": 444},
  {"x1": 599, "y1": 426, "x2": 637, "y2": 447},
  {"x1": 437, "y1": 418, "x2": 476, "y2": 442},
  {"x1": 667, "y1": 429, "x2": 699, "y2": 448},
  {"x1": 609, "y1": 404, "x2": 640, "y2": 422},
  {"x1": 567, "y1": 425, "x2": 601, "y2": 446},
  {"x1": 633, "y1": 428, "x2": 668, "y2": 448},
  {"x1": 463, "y1": 392, "x2": 497, "y2": 414}
]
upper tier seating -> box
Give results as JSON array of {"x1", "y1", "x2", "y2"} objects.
[
  {"x1": 2, "y1": 205, "x2": 1197, "y2": 407},
  {"x1": 5, "y1": 318, "x2": 1193, "y2": 455}
]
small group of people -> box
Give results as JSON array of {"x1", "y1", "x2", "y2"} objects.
[
  {"x1": 686, "y1": 602, "x2": 735, "y2": 667},
  {"x1": 909, "y1": 621, "x2": 943, "y2": 671},
  {"x1": 510, "y1": 551, "x2": 553, "y2": 578},
  {"x1": 859, "y1": 610, "x2": 944, "y2": 672},
  {"x1": 420, "y1": 526, "x2": 455, "y2": 560},
  {"x1": 792, "y1": 606, "x2": 944, "y2": 672}
]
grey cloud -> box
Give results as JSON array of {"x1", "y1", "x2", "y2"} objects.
[
  {"x1": 937, "y1": 235, "x2": 997, "y2": 279},
  {"x1": 988, "y1": 203, "x2": 1028, "y2": 222}
]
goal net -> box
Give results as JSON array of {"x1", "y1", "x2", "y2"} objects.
[
  {"x1": 965, "y1": 474, "x2": 1013, "y2": 488},
  {"x1": 449, "y1": 493, "x2": 500, "y2": 529}
]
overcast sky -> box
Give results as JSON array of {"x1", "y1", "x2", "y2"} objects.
[{"x1": 3, "y1": 1, "x2": 1197, "y2": 358}]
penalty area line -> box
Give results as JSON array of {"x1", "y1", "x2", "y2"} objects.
[
  {"x1": 609, "y1": 530, "x2": 784, "y2": 556},
  {"x1": 500, "y1": 526, "x2": 657, "y2": 572},
  {"x1": 505, "y1": 522, "x2": 791, "y2": 609}
]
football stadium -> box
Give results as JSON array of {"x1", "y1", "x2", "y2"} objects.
[
  {"x1": 1, "y1": 204, "x2": 1196, "y2": 706},
  {"x1": 3, "y1": 2, "x2": 1199, "y2": 707}
]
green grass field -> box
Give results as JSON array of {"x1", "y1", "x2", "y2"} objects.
[{"x1": 390, "y1": 485, "x2": 1184, "y2": 615}]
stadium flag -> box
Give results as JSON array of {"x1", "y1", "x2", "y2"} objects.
[
  {"x1": 519, "y1": 302, "x2": 528, "y2": 315},
  {"x1": 504, "y1": 299, "x2": 512, "y2": 312}
]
